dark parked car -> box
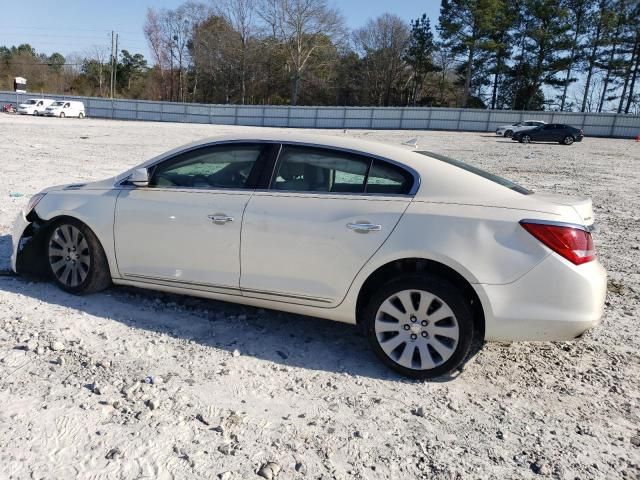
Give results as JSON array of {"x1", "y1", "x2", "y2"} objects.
[{"x1": 512, "y1": 124, "x2": 584, "y2": 145}]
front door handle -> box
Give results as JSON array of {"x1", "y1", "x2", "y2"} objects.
[
  {"x1": 208, "y1": 214, "x2": 234, "y2": 224},
  {"x1": 347, "y1": 222, "x2": 382, "y2": 233}
]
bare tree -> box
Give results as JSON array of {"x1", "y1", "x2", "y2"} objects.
[
  {"x1": 192, "y1": 15, "x2": 240, "y2": 102},
  {"x1": 259, "y1": 0, "x2": 345, "y2": 105},
  {"x1": 145, "y1": 3, "x2": 207, "y2": 102},
  {"x1": 144, "y1": 8, "x2": 171, "y2": 99},
  {"x1": 353, "y1": 13, "x2": 410, "y2": 106},
  {"x1": 214, "y1": 0, "x2": 257, "y2": 104},
  {"x1": 82, "y1": 45, "x2": 111, "y2": 96}
]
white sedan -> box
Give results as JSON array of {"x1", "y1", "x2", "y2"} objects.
[
  {"x1": 11, "y1": 133, "x2": 606, "y2": 379},
  {"x1": 496, "y1": 120, "x2": 547, "y2": 137}
]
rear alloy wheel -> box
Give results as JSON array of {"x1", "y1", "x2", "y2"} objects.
[
  {"x1": 46, "y1": 219, "x2": 111, "y2": 294},
  {"x1": 504, "y1": 129, "x2": 513, "y2": 137},
  {"x1": 520, "y1": 134, "x2": 531, "y2": 143},
  {"x1": 562, "y1": 135, "x2": 574, "y2": 145},
  {"x1": 363, "y1": 275, "x2": 474, "y2": 379}
]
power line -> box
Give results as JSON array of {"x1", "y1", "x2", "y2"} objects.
[
  {"x1": 2, "y1": 62, "x2": 85, "y2": 66},
  {"x1": 0, "y1": 26, "x2": 144, "y2": 35}
]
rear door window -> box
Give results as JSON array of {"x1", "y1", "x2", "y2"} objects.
[
  {"x1": 271, "y1": 146, "x2": 369, "y2": 193},
  {"x1": 270, "y1": 145, "x2": 415, "y2": 195}
]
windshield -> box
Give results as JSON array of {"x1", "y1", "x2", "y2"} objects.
[
  {"x1": 416, "y1": 151, "x2": 532, "y2": 195},
  {"x1": 24, "y1": 100, "x2": 37, "y2": 105},
  {"x1": 50, "y1": 101, "x2": 64, "y2": 107}
]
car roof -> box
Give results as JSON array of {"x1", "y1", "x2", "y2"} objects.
[
  {"x1": 129, "y1": 132, "x2": 534, "y2": 203},
  {"x1": 140, "y1": 132, "x2": 435, "y2": 173}
]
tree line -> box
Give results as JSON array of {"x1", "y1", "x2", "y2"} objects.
[{"x1": 1, "y1": 0, "x2": 638, "y2": 113}]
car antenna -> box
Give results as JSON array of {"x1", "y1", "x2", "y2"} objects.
[{"x1": 402, "y1": 138, "x2": 418, "y2": 149}]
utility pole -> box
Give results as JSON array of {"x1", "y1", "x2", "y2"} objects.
[
  {"x1": 114, "y1": 33, "x2": 119, "y2": 98},
  {"x1": 109, "y1": 31, "x2": 115, "y2": 99}
]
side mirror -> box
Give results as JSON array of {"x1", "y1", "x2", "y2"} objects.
[{"x1": 129, "y1": 168, "x2": 149, "y2": 187}]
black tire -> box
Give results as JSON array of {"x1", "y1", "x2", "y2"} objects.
[
  {"x1": 520, "y1": 134, "x2": 531, "y2": 143},
  {"x1": 78, "y1": 112, "x2": 84, "y2": 119},
  {"x1": 59, "y1": 112, "x2": 65, "y2": 118},
  {"x1": 33, "y1": 110, "x2": 39, "y2": 116},
  {"x1": 45, "y1": 218, "x2": 111, "y2": 294},
  {"x1": 562, "y1": 135, "x2": 574, "y2": 145},
  {"x1": 504, "y1": 129, "x2": 513, "y2": 137},
  {"x1": 362, "y1": 274, "x2": 475, "y2": 379}
]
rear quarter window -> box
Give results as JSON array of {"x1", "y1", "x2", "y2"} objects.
[{"x1": 366, "y1": 160, "x2": 413, "y2": 194}]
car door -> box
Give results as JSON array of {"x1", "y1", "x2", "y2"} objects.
[
  {"x1": 535, "y1": 124, "x2": 556, "y2": 141},
  {"x1": 240, "y1": 144, "x2": 415, "y2": 307},
  {"x1": 114, "y1": 142, "x2": 271, "y2": 294},
  {"x1": 553, "y1": 124, "x2": 569, "y2": 141}
]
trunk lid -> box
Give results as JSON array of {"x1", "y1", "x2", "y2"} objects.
[{"x1": 530, "y1": 193, "x2": 595, "y2": 226}]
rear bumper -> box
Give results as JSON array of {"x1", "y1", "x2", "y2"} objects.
[{"x1": 479, "y1": 255, "x2": 607, "y2": 341}]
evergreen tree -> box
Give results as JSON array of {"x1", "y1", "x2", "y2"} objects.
[
  {"x1": 506, "y1": 0, "x2": 573, "y2": 110},
  {"x1": 404, "y1": 14, "x2": 438, "y2": 105},
  {"x1": 558, "y1": 0, "x2": 591, "y2": 111},
  {"x1": 596, "y1": 0, "x2": 629, "y2": 111},
  {"x1": 438, "y1": 0, "x2": 502, "y2": 107}
]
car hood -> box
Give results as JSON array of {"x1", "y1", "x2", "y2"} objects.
[{"x1": 40, "y1": 177, "x2": 119, "y2": 193}]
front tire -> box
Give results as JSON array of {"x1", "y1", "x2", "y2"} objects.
[
  {"x1": 46, "y1": 219, "x2": 111, "y2": 294},
  {"x1": 504, "y1": 129, "x2": 513, "y2": 138},
  {"x1": 78, "y1": 112, "x2": 84, "y2": 119},
  {"x1": 520, "y1": 134, "x2": 531, "y2": 143},
  {"x1": 562, "y1": 135, "x2": 574, "y2": 145},
  {"x1": 33, "y1": 110, "x2": 39, "y2": 116},
  {"x1": 362, "y1": 274, "x2": 474, "y2": 379},
  {"x1": 59, "y1": 112, "x2": 65, "y2": 118}
]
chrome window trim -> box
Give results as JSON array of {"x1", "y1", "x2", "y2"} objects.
[{"x1": 118, "y1": 139, "x2": 421, "y2": 196}]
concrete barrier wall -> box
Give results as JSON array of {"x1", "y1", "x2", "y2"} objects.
[{"x1": 2, "y1": 91, "x2": 638, "y2": 138}]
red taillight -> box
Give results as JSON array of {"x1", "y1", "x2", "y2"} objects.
[{"x1": 520, "y1": 221, "x2": 595, "y2": 265}]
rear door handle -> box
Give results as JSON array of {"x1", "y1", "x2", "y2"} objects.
[
  {"x1": 347, "y1": 222, "x2": 382, "y2": 233},
  {"x1": 208, "y1": 214, "x2": 234, "y2": 224}
]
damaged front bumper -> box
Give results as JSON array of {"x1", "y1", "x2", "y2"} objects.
[
  {"x1": 10, "y1": 212, "x2": 30, "y2": 272},
  {"x1": 11, "y1": 212, "x2": 49, "y2": 277}
]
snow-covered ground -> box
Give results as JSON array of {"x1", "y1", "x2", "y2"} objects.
[{"x1": 0, "y1": 114, "x2": 639, "y2": 479}]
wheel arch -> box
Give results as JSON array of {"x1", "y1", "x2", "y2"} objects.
[
  {"x1": 17, "y1": 212, "x2": 114, "y2": 279},
  {"x1": 355, "y1": 257, "x2": 485, "y2": 340}
]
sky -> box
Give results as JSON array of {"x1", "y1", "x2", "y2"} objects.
[{"x1": 0, "y1": 0, "x2": 441, "y2": 62}]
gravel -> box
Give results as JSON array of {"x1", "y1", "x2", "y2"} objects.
[{"x1": 0, "y1": 114, "x2": 639, "y2": 479}]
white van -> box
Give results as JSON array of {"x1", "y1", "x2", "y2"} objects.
[
  {"x1": 17, "y1": 98, "x2": 55, "y2": 116},
  {"x1": 44, "y1": 101, "x2": 85, "y2": 118}
]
